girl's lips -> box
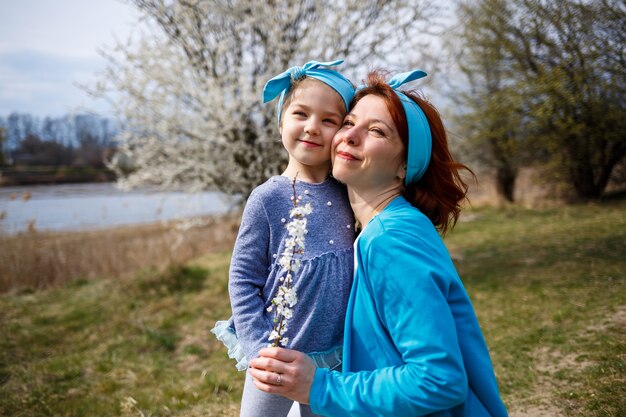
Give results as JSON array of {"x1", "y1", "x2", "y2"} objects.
[
  {"x1": 298, "y1": 139, "x2": 322, "y2": 147},
  {"x1": 336, "y1": 150, "x2": 359, "y2": 161}
]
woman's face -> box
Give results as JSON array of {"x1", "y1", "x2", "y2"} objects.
[{"x1": 332, "y1": 94, "x2": 406, "y2": 190}]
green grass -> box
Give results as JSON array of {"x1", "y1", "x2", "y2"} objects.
[
  {"x1": 0, "y1": 253, "x2": 241, "y2": 416},
  {"x1": 1, "y1": 203, "x2": 624, "y2": 416},
  {"x1": 447, "y1": 202, "x2": 626, "y2": 415}
]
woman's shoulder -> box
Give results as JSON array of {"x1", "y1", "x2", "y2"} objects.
[
  {"x1": 358, "y1": 197, "x2": 445, "y2": 258},
  {"x1": 358, "y1": 198, "x2": 458, "y2": 287},
  {"x1": 371, "y1": 198, "x2": 435, "y2": 235}
]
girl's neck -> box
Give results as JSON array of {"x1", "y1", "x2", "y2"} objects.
[
  {"x1": 282, "y1": 161, "x2": 331, "y2": 184},
  {"x1": 347, "y1": 185, "x2": 403, "y2": 228}
]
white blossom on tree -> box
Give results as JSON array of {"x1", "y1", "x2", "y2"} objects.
[{"x1": 87, "y1": 0, "x2": 439, "y2": 197}]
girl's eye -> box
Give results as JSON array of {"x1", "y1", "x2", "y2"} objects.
[
  {"x1": 293, "y1": 111, "x2": 306, "y2": 117},
  {"x1": 324, "y1": 118, "x2": 338, "y2": 125}
]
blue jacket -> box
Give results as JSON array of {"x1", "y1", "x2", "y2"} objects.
[{"x1": 310, "y1": 196, "x2": 508, "y2": 417}]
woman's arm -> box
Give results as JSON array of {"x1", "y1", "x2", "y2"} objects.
[{"x1": 312, "y1": 232, "x2": 468, "y2": 416}]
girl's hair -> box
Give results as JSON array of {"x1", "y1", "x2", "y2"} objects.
[
  {"x1": 353, "y1": 70, "x2": 474, "y2": 234},
  {"x1": 278, "y1": 77, "x2": 308, "y2": 125},
  {"x1": 279, "y1": 77, "x2": 348, "y2": 125}
]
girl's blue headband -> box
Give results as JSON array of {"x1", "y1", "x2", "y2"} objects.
[
  {"x1": 262, "y1": 59, "x2": 355, "y2": 126},
  {"x1": 387, "y1": 70, "x2": 432, "y2": 185}
]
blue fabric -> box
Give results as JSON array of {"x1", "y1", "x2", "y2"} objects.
[
  {"x1": 210, "y1": 318, "x2": 247, "y2": 371},
  {"x1": 228, "y1": 175, "x2": 355, "y2": 362},
  {"x1": 387, "y1": 70, "x2": 432, "y2": 185},
  {"x1": 310, "y1": 196, "x2": 508, "y2": 417},
  {"x1": 263, "y1": 60, "x2": 355, "y2": 125}
]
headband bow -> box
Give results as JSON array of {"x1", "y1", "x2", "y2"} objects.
[
  {"x1": 387, "y1": 70, "x2": 432, "y2": 185},
  {"x1": 263, "y1": 59, "x2": 354, "y2": 125}
]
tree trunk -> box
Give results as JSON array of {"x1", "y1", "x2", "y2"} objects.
[
  {"x1": 571, "y1": 156, "x2": 625, "y2": 201},
  {"x1": 495, "y1": 165, "x2": 517, "y2": 202}
]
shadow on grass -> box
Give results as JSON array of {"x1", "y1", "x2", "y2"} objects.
[{"x1": 136, "y1": 264, "x2": 209, "y2": 296}]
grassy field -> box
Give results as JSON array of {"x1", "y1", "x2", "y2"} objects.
[{"x1": 0, "y1": 202, "x2": 624, "y2": 416}]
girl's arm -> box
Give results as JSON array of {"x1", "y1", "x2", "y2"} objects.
[{"x1": 229, "y1": 191, "x2": 273, "y2": 361}]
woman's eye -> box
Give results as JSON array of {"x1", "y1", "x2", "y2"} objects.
[
  {"x1": 370, "y1": 128, "x2": 385, "y2": 136},
  {"x1": 342, "y1": 120, "x2": 354, "y2": 127}
]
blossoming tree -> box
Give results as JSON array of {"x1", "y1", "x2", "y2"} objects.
[{"x1": 89, "y1": 0, "x2": 438, "y2": 198}]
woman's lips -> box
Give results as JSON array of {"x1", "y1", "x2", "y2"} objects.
[{"x1": 336, "y1": 150, "x2": 359, "y2": 161}]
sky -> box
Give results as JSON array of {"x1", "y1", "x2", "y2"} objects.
[
  {"x1": 0, "y1": 0, "x2": 142, "y2": 118},
  {"x1": 0, "y1": 0, "x2": 457, "y2": 119}
]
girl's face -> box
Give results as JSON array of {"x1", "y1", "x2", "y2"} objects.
[
  {"x1": 332, "y1": 94, "x2": 406, "y2": 190},
  {"x1": 280, "y1": 79, "x2": 345, "y2": 173}
]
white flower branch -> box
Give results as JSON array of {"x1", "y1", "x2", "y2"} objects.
[{"x1": 266, "y1": 176, "x2": 312, "y2": 348}]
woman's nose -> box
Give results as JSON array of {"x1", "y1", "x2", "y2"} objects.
[{"x1": 338, "y1": 128, "x2": 358, "y2": 146}]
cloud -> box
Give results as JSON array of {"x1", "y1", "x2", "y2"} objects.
[
  {"x1": 0, "y1": 48, "x2": 110, "y2": 116},
  {"x1": 0, "y1": 0, "x2": 141, "y2": 117}
]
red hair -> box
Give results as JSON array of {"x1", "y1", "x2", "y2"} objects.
[{"x1": 353, "y1": 70, "x2": 474, "y2": 234}]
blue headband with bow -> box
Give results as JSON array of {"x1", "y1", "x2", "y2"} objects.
[
  {"x1": 263, "y1": 59, "x2": 354, "y2": 125},
  {"x1": 387, "y1": 70, "x2": 432, "y2": 185}
]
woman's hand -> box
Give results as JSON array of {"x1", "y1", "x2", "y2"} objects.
[{"x1": 248, "y1": 347, "x2": 316, "y2": 404}]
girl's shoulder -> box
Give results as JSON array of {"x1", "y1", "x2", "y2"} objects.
[
  {"x1": 248, "y1": 176, "x2": 294, "y2": 202},
  {"x1": 251, "y1": 176, "x2": 349, "y2": 205}
]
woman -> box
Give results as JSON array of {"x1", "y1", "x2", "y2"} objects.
[{"x1": 248, "y1": 69, "x2": 509, "y2": 417}]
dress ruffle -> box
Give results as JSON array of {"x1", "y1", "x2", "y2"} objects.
[{"x1": 210, "y1": 318, "x2": 248, "y2": 371}]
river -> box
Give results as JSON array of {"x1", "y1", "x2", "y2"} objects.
[{"x1": 0, "y1": 183, "x2": 238, "y2": 234}]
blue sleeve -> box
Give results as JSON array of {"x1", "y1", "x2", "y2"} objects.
[
  {"x1": 228, "y1": 190, "x2": 272, "y2": 361},
  {"x1": 310, "y1": 231, "x2": 468, "y2": 416}
]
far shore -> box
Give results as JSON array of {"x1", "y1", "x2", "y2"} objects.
[{"x1": 0, "y1": 166, "x2": 116, "y2": 186}]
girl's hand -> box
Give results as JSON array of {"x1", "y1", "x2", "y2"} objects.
[{"x1": 248, "y1": 347, "x2": 316, "y2": 404}]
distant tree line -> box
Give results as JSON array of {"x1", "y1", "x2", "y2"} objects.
[{"x1": 0, "y1": 113, "x2": 118, "y2": 168}]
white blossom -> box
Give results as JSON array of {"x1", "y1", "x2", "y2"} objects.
[
  {"x1": 268, "y1": 330, "x2": 280, "y2": 341},
  {"x1": 267, "y1": 178, "x2": 313, "y2": 348},
  {"x1": 284, "y1": 289, "x2": 298, "y2": 307}
]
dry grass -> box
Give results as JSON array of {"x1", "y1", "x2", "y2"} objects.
[{"x1": 0, "y1": 213, "x2": 240, "y2": 293}]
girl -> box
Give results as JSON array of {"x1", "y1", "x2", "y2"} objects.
[{"x1": 212, "y1": 60, "x2": 356, "y2": 417}]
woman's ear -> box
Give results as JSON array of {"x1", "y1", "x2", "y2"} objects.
[{"x1": 396, "y1": 164, "x2": 407, "y2": 181}]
